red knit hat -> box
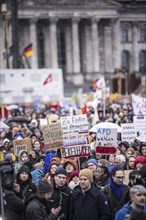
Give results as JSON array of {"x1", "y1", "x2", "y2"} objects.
[{"x1": 134, "y1": 156, "x2": 146, "y2": 169}]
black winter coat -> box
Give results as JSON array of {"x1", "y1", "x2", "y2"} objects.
[
  {"x1": 47, "y1": 182, "x2": 72, "y2": 220},
  {"x1": 70, "y1": 183, "x2": 112, "y2": 220},
  {"x1": 26, "y1": 195, "x2": 57, "y2": 220},
  {"x1": 3, "y1": 188, "x2": 26, "y2": 220}
]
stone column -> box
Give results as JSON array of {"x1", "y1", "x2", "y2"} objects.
[
  {"x1": 112, "y1": 19, "x2": 121, "y2": 69},
  {"x1": 44, "y1": 22, "x2": 51, "y2": 68},
  {"x1": 132, "y1": 22, "x2": 139, "y2": 72},
  {"x1": 91, "y1": 18, "x2": 100, "y2": 74},
  {"x1": 0, "y1": 18, "x2": 5, "y2": 68},
  {"x1": 49, "y1": 18, "x2": 58, "y2": 68},
  {"x1": 65, "y1": 22, "x2": 73, "y2": 81},
  {"x1": 30, "y1": 19, "x2": 38, "y2": 68},
  {"x1": 104, "y1": 24, "x2": 113, "y2": 72},
  {"x1": 72, "y1": 17, "x2": 83, "y2": 84}
]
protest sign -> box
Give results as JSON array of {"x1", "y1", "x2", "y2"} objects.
[
  {"x1": 64, "y1": 145, "x2": 90, "y2": 158},
  {"x1": 43, "y1": 122, "x2": 63, "y2": 151},
  {"x1": 60, "y1": 114, "x2": 88, "y2": 132},
  {"x1": 121, "y1": 123, "x2": 137, "y2": 143},
  {"x1": 133, "y1": 116, "x2": 146, "y2": 136},
  {"x1": 132, "y1": 94, "x2": 146, "y2": 115},
  {"x1": 96, "y1": 128, "x2": 117, "y2": 154},
  {"x1": 13, "y1": 138, "x2": 32, "y2": 155}
]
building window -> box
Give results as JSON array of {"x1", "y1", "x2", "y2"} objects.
[
  {"x1": 121, "y1": 28, "x2": 129, "y2": 43},
  {"x1": 57, "y1": 21, "x2": 66, "y2": 79},
  {"x1": 37, "y1": 22, "x2": 45, "y2": 68},
  {"x1": 139, "y1": 50, "x2": 146, "y2": 74},
  {"x1": 121, "y1": 50, "x2": 130, "y2": 72},
  {"x1": 140, "y1": 29, "x2": 146, "y2": 42}
]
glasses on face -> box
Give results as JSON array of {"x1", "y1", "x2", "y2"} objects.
[{"x1": 115, "y1": 176, "x2": 124, "y2": 179}]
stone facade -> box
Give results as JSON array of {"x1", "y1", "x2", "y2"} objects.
[{"x1": 0, "y1": 0, "x2": 146, "y2": 86}]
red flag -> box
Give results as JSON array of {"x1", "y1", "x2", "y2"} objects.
[{"x1": 43, "y1": 74, "x2": 52, "y2": 85}]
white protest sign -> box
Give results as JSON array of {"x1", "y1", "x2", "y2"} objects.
[
  {"x1": 64, "y1": 145, "x2": 90, "y2": 158},
  {"x1": 121, "y1": 123, "x2": 137, "y2": 143},
  {"x1": 133, "y1": 116, "x2": 146, "y2": 136},
  {"x1": 60, "y1": 115, "x2": 88, "y2": 132},
  {"x1": 96, "y1": 128, "x2": 117, "y2": 147},
  {"x1": 63, "y1": 130, "x2": 89, "y2": 147},
  {"x1": 132, "y1": 94, "x2": 146, "y2": 115}
]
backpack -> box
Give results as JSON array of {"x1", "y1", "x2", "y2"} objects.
[{"x1": 0, "y1": 160, "x2": 15, "y2": 189}]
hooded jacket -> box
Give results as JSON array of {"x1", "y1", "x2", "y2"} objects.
[
  {"x1": 70, "y1": 183, "x2": 112, "y2": 220},
  {"x1": 16, "y1": 165, "x2": 37, "y2": 205},
  {"x1": 63, "y1": 159, "x2": 78, "y2": 184},
  {"x1": 115, "y1": 201, "x2": 146, "y2": 220}
]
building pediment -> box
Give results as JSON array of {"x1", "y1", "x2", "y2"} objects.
[{"x1": 19, "y1": 0, "x2": 121, "y2": 10}]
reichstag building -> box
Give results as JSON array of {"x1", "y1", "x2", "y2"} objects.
[{"x1": 0, "y1": 0, "x2": 146, "y2": 92}]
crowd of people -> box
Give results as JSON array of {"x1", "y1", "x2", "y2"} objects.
[{"x1": 0, "y1": 101, "x2": 146, "y2": 220}]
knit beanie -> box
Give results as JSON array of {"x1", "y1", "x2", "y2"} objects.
[
  {"x1": 79, "y1": 168, "x2": 93, "y2": 183},
  {"x1": 87, "y1": 159, "x2": 98, "y2": 167},
  {"x1": 38, "y1": 179, "x2": 53, "y2": 194},
  {"x1": 55, "y1": 167, "x2": 67, "y2": 176}
]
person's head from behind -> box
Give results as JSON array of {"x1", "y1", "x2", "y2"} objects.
[
  {"x1": 130, "y1": 185, "x2": 146, "y2": 209},
  {"x1": 38, "y1": 179, "x2": 53, "y2": 201},
  {"x1": 129, "y1": 170, "x2": 141, "y2": 187}
]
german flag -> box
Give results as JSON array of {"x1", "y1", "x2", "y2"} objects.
[{"x1": 22, "y1": 44, "x2": 33, "y2": 60}]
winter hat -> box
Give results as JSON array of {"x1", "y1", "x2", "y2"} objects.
[
  {"x1": 51, "y1": 157, "x2": 61, "y2": 164},
  {"x1": 134, "y1": 156, "x2": 146, "y2": 169},
  {"x1": 63, "y1": 159, "x2": 78, "y2": 171},
  {"x1": 119, "y1": 141, "x2": 129, "y2": 150},
  {"x1": 19, "y1": 165, "x2": 31, "y2": 174},
  {"x1": 15, "y1": 132, "x2": 24, "y2": 138},
  {"x1": 79, "y1": 168, "x2": 93, "y2": 183},
  {"x1": 55, "y1": 167, "x2": 67, "y2": 176},
  {"x1": 87, "y1": 158, "x2": 98, "y2": 167},
  {"x1": 139, "y1": 142, "x2": 146, "y2": 155},
  {"x1": 38, "y1": 179, "x2": 53, "y2": 194},
  {"x1": 5, "y1": 153, "x2": 12, "y2": 161},
  {"x1": 3, "y1": 138, "x2": 10, "y2": 145},
  {"x1": 69, "y1": 171, "x2": 79, "y2": 182},
  {"x1": 34, "y1": 128, "x2": 40, "y2": 134}
]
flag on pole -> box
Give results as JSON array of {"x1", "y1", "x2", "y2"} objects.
[
  {"x1": 43, "y1": 74, "x2": 52, "y2": 85},
  {"x1": 22, "y1": 44, "x2": 33, "y2": 60},
  {"x1": 2, "y1": 46, "x2": 13, "y2": 59}
]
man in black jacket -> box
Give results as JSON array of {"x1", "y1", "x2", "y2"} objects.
[
  {"x1": 48, "y1": 167, "x2": 72, "y2": 220},
  {"x1": 26, "y1": 179, "x2": 61, "y2": 220},
  {"x1": 70, "y1": 168, "x2": 112, "y2": 220}
]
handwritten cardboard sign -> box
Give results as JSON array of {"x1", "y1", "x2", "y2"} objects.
[
  {"x1": 13, "y1": 138, "x2": 32, "y2": 155},
  {"x1": 121, "y1": 123, "x2": 137, "y2": 143},
  {"x1": 132, "y1": 94, "x2": 146, "y2": 115},
  {"x1": 43, "y1": 122, "x2": 63, "y2": 151}
]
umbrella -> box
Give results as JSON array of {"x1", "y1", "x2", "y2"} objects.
[
  {"x1": 89, "y1": 122, "x2": 121, "y2": 133},
  {"x1": 136, "y1": 134, "x2": 146, "y2": 142},
  {"x1": 6, "y1": 104, "x2": 19, "y2": 110},
  {"x1": 6, "y1": 116, "x2": 30, "y2": 124},
  {"x1": 0, "y1": 121, "x2": 9, "y2": 129}
]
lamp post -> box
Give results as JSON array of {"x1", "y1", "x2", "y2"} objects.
[{"x1": 1, "y1": 2, "x2": 9, "y2": 68}]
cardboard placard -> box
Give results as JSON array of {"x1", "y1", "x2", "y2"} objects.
[
  {"x1": 43, "y1": 122, "x2": 63, "y2": 151},
  {"x1": 133, "y1": 116, "x2": 146, "y2": 136},
  {"x1": 13, "y1": 138, "x2": 32, "y2": 155}
]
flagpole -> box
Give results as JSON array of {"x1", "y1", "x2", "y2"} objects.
[{"x1": 23, "y1": 54, "x2": 31, "y2": 68}]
